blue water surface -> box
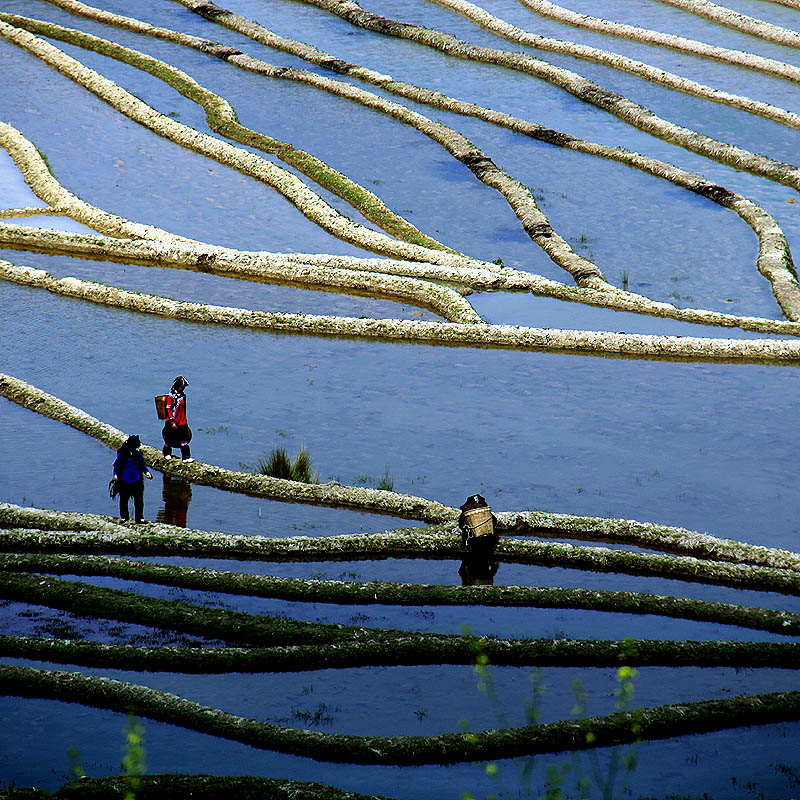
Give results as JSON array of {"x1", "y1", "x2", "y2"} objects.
[{"x1": 2, "y1": 0, "x2": 800, "y2": 797}]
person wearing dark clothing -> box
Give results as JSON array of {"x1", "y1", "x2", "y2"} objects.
[
  {"x1": 162, "y1": 375, "x2": 193, "y2": 462},
  {"x1": 112, "y1": 434, "x2": 152, "y2": 522},
  {"x1": 457, "y1": 494, "x2": 500, "y2": 584},
  {"x1": 458, "y1": 494, "x2": 499, "y2": 551}
]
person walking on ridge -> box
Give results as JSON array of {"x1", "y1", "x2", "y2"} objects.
[
  {"x1": 112, "y1": 434, "x2": 152, "y2": 523},
  {"x1": 162, "y1": 375, "x2": 194, "y2": 462}
]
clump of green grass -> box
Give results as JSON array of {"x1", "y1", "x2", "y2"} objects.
[
  {"x1": 255, "y1": 445, "x2": 318, "y2": 483},
  {"x1": 259, "y1": 448, "x2": 290, "y2": 478},
  {"x1": 376, "y1": 466, "x2": 394, "y2": 491},
  {"x1": 355, "y1": 467, "x2": 395, "y2": 491},
  {"x1": 292, "y1": 446, "x2": 314, "y2": 483}
]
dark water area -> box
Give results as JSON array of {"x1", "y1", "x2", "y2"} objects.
[{"x1": 2, "y1": 0, "x2": 800, "y2": 797}]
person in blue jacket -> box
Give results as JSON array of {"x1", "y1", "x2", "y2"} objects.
[{"x1": 112, "y1": 434, "x2": 152, "y2": 522}]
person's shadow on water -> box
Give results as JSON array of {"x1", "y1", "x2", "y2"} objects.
[{"x1": 156, "y1": 474, "x2": 192, "y2": 528}]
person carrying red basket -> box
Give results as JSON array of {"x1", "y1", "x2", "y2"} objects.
[{"x1": 162, "y1": 375, "x2": 193, "y2": 462}]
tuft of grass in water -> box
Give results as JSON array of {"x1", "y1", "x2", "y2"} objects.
[
  {"x1": 292, "y1": 445, "x2": 314, "y2": 483},
  {"x1": 376, "y1": 466, "x2": 394, "y2": 491},
  {"x1": 259, "y1": 447, "x2": 291, "y2": 478},
  {"x1": 254, "y1": 445, "x2": 318, "y2": 483},
  {"x1": 291, "y1": 702, "x2": 337, "y2": 727},
  {"x1": 356, "y1": 467, "x2": 395, "y2": 491}
]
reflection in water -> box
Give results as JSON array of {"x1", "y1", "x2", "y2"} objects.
[
  {"x1": 6, "y1": 2, "x2": 800, "y2": 793},
  {"x1": 156, "y1": 474, "x2": 192, "y2": 527},
  {"x1": 458, "y1": 553, "x2": 499, "y2": 586}
]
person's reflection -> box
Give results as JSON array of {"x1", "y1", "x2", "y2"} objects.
[
  {"x1": 459, "y1": 553, "x2": 500, "y2": 586},
  {"x1": 157, "y1": 474, "x2": 192, "y2": 527}
]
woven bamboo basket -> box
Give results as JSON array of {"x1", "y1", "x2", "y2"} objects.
[
  {"x1": 154, "y1": 394, "x2": 169, "y2": 420},
  {"x1": 463, "y1": 506, "x2": 494, "y2": 538}
]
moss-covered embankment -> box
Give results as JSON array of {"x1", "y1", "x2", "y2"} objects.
[{"x1": 4, "y1": 662, "x2": 800, "y2": 765}]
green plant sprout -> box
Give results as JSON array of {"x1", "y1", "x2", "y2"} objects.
[
  {"x1": 66, "y1": 746, "x2": 85, "y2": 780},
  {"x1": 461, "y1": 633, "x2": 641, "y2": 800},
  {"x1": 376, "y1": 467, "x2": 394, "y2": 492},
  {"x1": 355, "y1": 468, "x2": 395, "y2": 491},
  {"x1": 121, "y1": 714, "x2": 146, "y2": 800}
]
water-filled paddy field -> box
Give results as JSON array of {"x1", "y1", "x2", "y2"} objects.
[{"x1": 2, "y1": 0, "x2": 800, "y2": 797}]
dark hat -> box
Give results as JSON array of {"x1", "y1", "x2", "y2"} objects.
[
  {"x1": 172, "y1": 375, "x2": 188, "y2": 391},
  {"x1": 460, "y1": 494, "x2": 487, "y2": 511}
]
